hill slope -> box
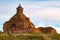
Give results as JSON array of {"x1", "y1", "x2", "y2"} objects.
[{"x1": 0, "y1": 32, "x2": 60, "y2": 40}]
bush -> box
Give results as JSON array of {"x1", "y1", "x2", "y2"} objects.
[{"x1": 0, "y1": 31, "x2": 4, "y2": 34}]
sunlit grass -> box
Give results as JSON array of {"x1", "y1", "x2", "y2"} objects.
[{"x1": 0, "y1": 32, "x2": 60, "y2": 40}]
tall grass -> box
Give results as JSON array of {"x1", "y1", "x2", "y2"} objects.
[{"x1": 0, "y1": 32, "x2": 60, "y2": 40}]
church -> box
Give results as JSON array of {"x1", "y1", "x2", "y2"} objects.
[
  {"x1": 3, "y1": 4, "x2": 57, "y2": 34},
  {"x1": 3, "y1": 4, "x2": 35, "y2": 34}
]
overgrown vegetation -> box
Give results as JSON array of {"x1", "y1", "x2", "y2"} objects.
[{"x1": 0, "y1": 32, "x2": 60, "y2": 40}]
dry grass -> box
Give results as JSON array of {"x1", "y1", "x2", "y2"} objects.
[{"x1": 0, "y1": 32, "x2": 60, "y2": 40}]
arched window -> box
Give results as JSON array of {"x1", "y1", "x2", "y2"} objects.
[{"x1": 13, "y1": 18, "x2": 15, "y2": 20}]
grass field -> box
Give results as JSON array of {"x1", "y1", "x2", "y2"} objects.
[{"x1": 0, "y1": 32, "x2": 60, "y2": 40}]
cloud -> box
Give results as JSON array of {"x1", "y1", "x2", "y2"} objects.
[
  {"x1": 20, "y1": 0, "x2": 60, "y2": 1},
  {"x1": 23, "y1": 1, "x2": 60, "y2": 23}
]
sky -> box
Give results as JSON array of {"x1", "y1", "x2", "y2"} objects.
[{"x1": 0, "y1": 0, "x2": 60, "y2": 33}]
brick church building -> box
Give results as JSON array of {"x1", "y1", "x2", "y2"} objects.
[{"x1": 3, "y1": 4, "x2": 57, "y2": 34}]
